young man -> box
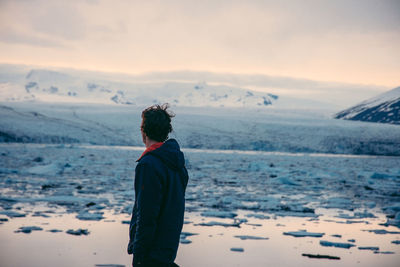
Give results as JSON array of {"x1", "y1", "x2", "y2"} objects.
[{"x1": 128, "y1": 104, "x2": 189, "y2": 267}]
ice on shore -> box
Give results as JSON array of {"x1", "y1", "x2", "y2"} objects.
[{"x1": 283, "y1": 230, "x2": 325, "y2": 238}]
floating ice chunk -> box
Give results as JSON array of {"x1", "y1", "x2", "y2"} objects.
[
  {"x1": 379, "y1": 212, "x2": 400, "y2": 228},
  {"x1": 370, "y1": 173, "x2": 391, "y2": 179},
  {"x1": 245, "y1": 213, "x2": 271, "y2": 220},
  {"x1": 234, "y1": 235, "x2": 269, "y2": 240},
  {"x1": 15, "y1": 226, "x2": 43, "y2": 234},
  {"x1": 0, "y1": 168, "x2": 18, "y2": 174},
  {"x1": 200, "y1": 211, "x2": 237, "y2": 218},
  {"x1": 364, "y1": 229, "x2": 400, "y2": 235},
  {"x1": 283, "y1": 230, "x2": 324, "y2": 238},
  {"x1": 66, "y1": 228, "x2": 90, "y2": 236},
  {"x1": 195, "y1": 221, "x2": 241, "y2": 227},
  {"x1": 345, "y1": 220, "x2": 368, "y2": 224},
  {"x1": 301, "y1": 253, "x2": 340, "y2": 260},
  {"x1": 337, "y1": 211, "x2": 376, "y2": 219},
  {"x1": 47, "y1": 229, "x2": 63, "y2": 233},
  {"x1": 180, "y1": 232, "x2": 198, "y2": 238},
  {"x1": 348, "y1": 239, "x2": 356, "y2": 243},
  {"x1": 121, "y1": 220, "x2": 130, "y2": 224},
  {"x1": 230, "y1": 247, "x2": 244, "y2": 252},
  {"x1": 0, "y1": 218, "x2": 8, "y2": 222},
  {"x1": 392, "y1": 240, "x2": 400, "y2": 244},
  {"x1": 26, "y1": 163, "x2": 61, "y2": 175},
  {"x1": 235, "y1": 201, "x2": 260, "y2": 210},
  {"x1": 180, "y1": 232, "x2": 198, "y2": 244},
  {"x1": 0, "y1": 210, "x2": 26, "y2": 218},
  {"x1": 373, "y1": 251, "x2": 395, "y2": 254},
  {"x1": 364, "y1": 201, "x2": 376, "y2": 209},
  {"x1": 319, "y1": 240, "x2": 356, "y2": 249},
  {"x1": 275, "y1": 211, "x2": 318, "y2": 218},
  {"x1": 276, "y1": 177, "x2": 300, "y2": 186},
  {"x1": 383, "y1": 205, "x2": 400, "y2": 214},
  {"x1": 324, "y1": 197, "x2": 353, "y2": 210},
  {"x1": 358, "y1": 246, "x2": 379, "y2": 251},
  {"x1": 32, "y1": 211, "x2": 51, "y2": 218},
  {"x1": 76, "y1": 211, "x2": 104, "y2": 221},
  {"x1": 331, "y1": 234, "x2": 342, "y2": 238}
]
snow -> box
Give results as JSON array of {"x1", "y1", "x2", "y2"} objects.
[{"x1": 335, "y1": 86, "x2": 400, "y2": 125}]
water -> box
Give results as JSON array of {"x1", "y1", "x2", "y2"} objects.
[{"x1": 0, "y1": 143, "x2": 399, "y2": 266}]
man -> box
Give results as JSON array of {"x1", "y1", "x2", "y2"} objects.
[{"x1": 128, "y1": 104, "x2": 189, "y2": 267}]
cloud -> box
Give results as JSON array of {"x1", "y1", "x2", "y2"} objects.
[{"x1": 0, "y1": 0, "x2": 399, "y2": 87}]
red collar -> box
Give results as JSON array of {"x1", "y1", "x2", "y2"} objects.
[{"x1": 137, "y1": 142, "x2": 164, "y2": 161}]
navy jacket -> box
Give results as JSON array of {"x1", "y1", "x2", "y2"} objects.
[{"x1": 127, "y1": 139, "x2": 189, "y2": 263}]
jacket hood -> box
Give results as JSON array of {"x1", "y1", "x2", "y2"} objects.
[{"x1": 142, "y1": 139, "x2": 185, "y2": 170}]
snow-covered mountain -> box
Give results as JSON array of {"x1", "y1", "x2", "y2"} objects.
[
  {"x1": 0, "y1": 67, "x2": 279, "y2": 108},
  {"x1": 335, "y1": 86, "x2": 400, "y2": 125}
]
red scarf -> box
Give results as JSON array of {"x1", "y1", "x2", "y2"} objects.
[{"x1": 137, "y1": 142, "x2": 163, "y2": 161}]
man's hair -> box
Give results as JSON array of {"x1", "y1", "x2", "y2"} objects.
[{"x1": 141, "y1": 103, "x2": 175, "y2": 142}]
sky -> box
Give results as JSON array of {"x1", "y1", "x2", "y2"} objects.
[{"x1": 0, "y1": 0, "x2": 399, "y2": 88}]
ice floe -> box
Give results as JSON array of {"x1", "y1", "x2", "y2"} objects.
[
  {"x1": 283, "y1": 230, "x2": 324, "y2": 238},
  {"x1": 358, "y1": 246, "x2": 379, "y2": 251},
  {"x1": 66, "y1": 228, "x2": 90, "y2": 236},
  {"x1": 319, "y1": 240, "x2": 356, "y2": 249},
  {"x1": 14, "y1": 226, "x2": 43, "y2": 233},
  {"x1": 230, "y1": 247, "x2": 244, "y2": 252},
  {"x1": 234, "y1": 235, "x2": 269, "y2": 240},
  {"x1": 301, "y1": 253, "x2": 340, "y2": 260},
  {"x1": 200, "y1": 211, "x2": 237, "y2": 218}
]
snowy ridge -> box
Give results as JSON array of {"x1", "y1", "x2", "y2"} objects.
[
  {"x1": 1, "y1": 67, "x2": 278, "y2": 108},
  {"x1": 335, "y1": 86, "x2": 400, "y2": 125},
  {"x1": 1, "y1": 102, "x2": 400, "y2": 156}
]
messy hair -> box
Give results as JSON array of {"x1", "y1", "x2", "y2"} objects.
[{"x1": 141, "y1": 103, "x2": 175, "y2": 142}]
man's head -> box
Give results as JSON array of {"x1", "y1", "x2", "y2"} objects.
[{"x1": 141, "y1": 103, "x2": 175, "y2": 144}]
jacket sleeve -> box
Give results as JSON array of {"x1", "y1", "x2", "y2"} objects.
[
  {"x1": 132, "y1": 161, "x2": 163, "y2": 261},
  {"x1": 127, "y1": 203, "x2": 137, "y2": 254}
]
